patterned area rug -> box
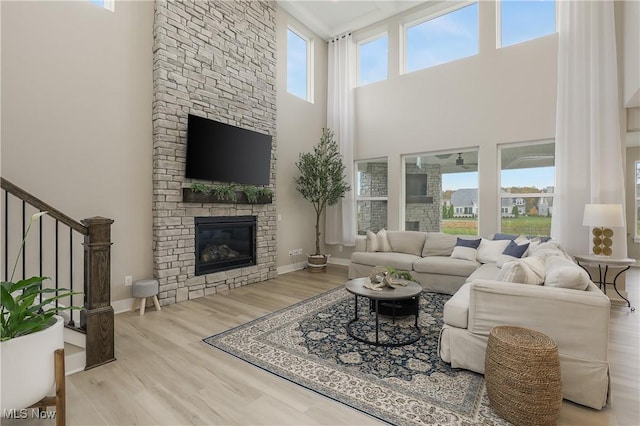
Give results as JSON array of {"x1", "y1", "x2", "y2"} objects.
[{"x1": 203, "y1": 287, "x2": 506, "y2": 426}]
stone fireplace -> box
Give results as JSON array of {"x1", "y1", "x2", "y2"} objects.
[{"x1": 151, "y1": 1, "x2": 277, "y2": 305}]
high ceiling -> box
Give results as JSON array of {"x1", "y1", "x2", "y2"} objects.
[{"x1": 278, "y1": 0, "x2": 428, "y2": 40}]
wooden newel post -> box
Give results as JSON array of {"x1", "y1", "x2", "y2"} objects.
[{"x1": 81, "y1": 216, "x2": 116, "y2": 370}]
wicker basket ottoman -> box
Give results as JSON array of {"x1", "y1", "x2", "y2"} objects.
[{"x1": 485, "y1": 326, "x2": 562, "y2": 426}]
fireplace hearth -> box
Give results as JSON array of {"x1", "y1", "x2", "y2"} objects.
[{"x1": 195, "y1": 216, "x2": 257, "y2": 276}]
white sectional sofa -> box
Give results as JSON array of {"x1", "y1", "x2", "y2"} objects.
[{"x1": 348, "y1": 230, "x2": 611, "y2": 410}]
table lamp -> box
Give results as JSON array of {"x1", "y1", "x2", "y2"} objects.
[{"x1": 582, "y1": 204, "x2": 624, "y2": 256}]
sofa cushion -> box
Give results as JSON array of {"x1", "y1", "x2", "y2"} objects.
[
  {"x1": 386, "y1": 230, "x2": 426, "y2": 256},
  {"x1": 413, "y1": 256, "x2": 480, "y2": 277},
  {"x1": 443, "y1": 283, "x2": 471, "y2": 328},
  {"x1": 497, "y1": 256, "x2": 545, "y2": 285},
  {"x1": 350, "y1": 251, "x2": 421, "y2": 271},
  {"x1": 466, "y1": 263, "x2": 501, "y2": 282},
  {"x1": 422, "y1": 232, "x2": 457, "y2": 257},
  {"x1": 477, "y1": 239, "x2": 510, "y2": 264},
  {"x1": 451, "y1": 238, "x2": 481, "y2": 261},
  {"x1": 544, "y1": 257, "x2": 591, "y2": 290}
]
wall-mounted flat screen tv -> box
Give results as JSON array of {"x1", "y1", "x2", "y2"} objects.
[{"x1": 185, "y1": 114, "x2": 272, "y2": 186}]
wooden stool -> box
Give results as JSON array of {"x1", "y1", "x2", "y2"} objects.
[
  {"x1": 131, "y1": 279, "x2": 161, "y2": 316},
  {"x1": 485, "y1": 326, "x2": 562, "y2": 426}
]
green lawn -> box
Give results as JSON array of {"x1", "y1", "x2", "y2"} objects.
[{"x1": 441, "y1": 216, "x2": 551, "y2": 237}]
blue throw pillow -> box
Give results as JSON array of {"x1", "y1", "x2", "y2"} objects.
[
  {"x1": 492, "y1": 233, "x2": 518, "y2": 241},
  {"x1": 502, "y1": 240, "x2": 530, "y2": 258},
  {"x1": 455, "y1": 238, "x2": 482, "y2": 249}
]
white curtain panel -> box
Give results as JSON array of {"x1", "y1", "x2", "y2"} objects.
[
  {"x1": 325, "y1": 33, "x2": 356, "y2": 246},
  {"x1": 552, "y1": 0, "x2": 627, "y2": 257}
]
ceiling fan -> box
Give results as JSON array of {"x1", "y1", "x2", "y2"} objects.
[{"x1": 455, "y1": 153, "x2": 478, "y2": 169}]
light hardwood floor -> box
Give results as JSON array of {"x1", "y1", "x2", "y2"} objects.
[{"x1": 6, "y1": 265, "x2": 639, "y2": 425}]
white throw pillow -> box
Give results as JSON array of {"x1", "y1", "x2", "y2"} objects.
[
  {"x1": 377, "y1": 229, "x2": 392, "y2": 252},
  {"x1": 544, "y1": 257, "x2": 591, "y2": 290},
  {"x1": 496, "y1": 254, "x2": 518, "y2": 268},
  {"x1": 476, "y1": 239, "x2": 510, "y2": 264},
  {"x1": 450, "y1": 238, "x2": 482, "y2": 262},
  {"x1": 366, "y1": 230, "x2": 378, "y2": 252},
  {"x1": 496, "y1": 256, "x2": 545, "y2": 285}
]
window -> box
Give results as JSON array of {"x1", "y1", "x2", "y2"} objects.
[
  {"x1": 499, "y1": 141, "x2": 555, "y2": 236},
  {"x1": 499, "y1": 0, "x2": 556, "y2": 48},
  {"x1": 90, "y1": 0, "x2": 114, "y2": 11},
  {"x1": 403, "y1": 151, "x2": 478, "y2": 235},
  {"x1": 404, "y1": 3, "x2": 479, "y2": 74},
  {"x1": 287, "y1": 27, "x2": 312, "y2": 101},
  {"x1": 358, "y1": 34, "x2": 388, "y2": 86},
  {"x1": 635, "y1": 161, "x2": 640, "y2": 240},
  {"x1": 356, "y1": 159, "x2": 388, "y2": 234}
]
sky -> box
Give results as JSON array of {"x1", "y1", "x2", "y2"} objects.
[{"x1": 442, "y1": 167, "x2": 555, "y2": 191}]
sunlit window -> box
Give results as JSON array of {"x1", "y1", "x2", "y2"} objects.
[
  {"x1": 405, "y1": 3, "x2": 479, "y2": 73},
  {"x1": 403, "y1": 151, "x2": 479, "y2": 235},
  {"x1": 499, "y1": 0, "x2": 556, "y2": 48},
  {"x1": 356, "y1": 159, "x2": 388, "y2": 234},
  {"x1": 287, "y1": 27, "x2": 312, "y2": 102},
  {"x1": 358, "y1": 34, "x2": 388, "y2": 86},
  {"x1": 499, "y1": 141, "x2": 555, "y2": 237}
]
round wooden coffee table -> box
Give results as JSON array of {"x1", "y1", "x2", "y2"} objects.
[{"x1": 344, "y1": 277, "x2": 422, "y2": 347}]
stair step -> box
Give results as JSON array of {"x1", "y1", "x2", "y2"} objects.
[
  {"x1": 64, "y1": 326, "x2": 86, "y2": 349},
  {"x1": 64, "y1": 342, "x2": 85, "y2": 375}
]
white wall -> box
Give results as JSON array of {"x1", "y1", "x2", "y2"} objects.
[
  {"x1": 325, "y1": 0, "x2": 557, "y2": 260},
  {"x1": 275, "y1": 7, "x2": 329, "y2": 272},
  {"x1": 1, "y1": 1, "x2": 154, "y2": 302}
]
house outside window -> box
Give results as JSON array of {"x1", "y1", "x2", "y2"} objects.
[
  {"x1": 404, "y1": 2, "x2": 479, "y2": 74},
  {"x1": 403, "y1": 151, "x2": 478, "y2": 235},
  {"x1": 356, "y1": 159, "x2": 388, "y2": 234},
  {"x1": 358, "y1": 33, "x2": 388, "y2": 86},
  {"x1": 499, "y1": 0, "x2": 556, "y2": 48},
  {"x1": 287, "y1": 27, "x2": 313, "y2": 102},
  {"x1": 499, "y1": 141, "x2": 555, "y2": 236}
]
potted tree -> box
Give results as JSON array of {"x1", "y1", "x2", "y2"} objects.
[
  {"x1": 1, "y1": 212, "x2": 79, "y2": 415},
  {"x1": 295, "y1": 128, "x2": 350, "y2": 272}
]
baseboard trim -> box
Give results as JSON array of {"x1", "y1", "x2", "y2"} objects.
[
  {"x1": 277, "y1": 262, "x2": 306, "y2": 275},
  {"x1": 112, "y1": 298, "x2": 134, "y2": 315},
  {"x1": 328, "y1": 256, "x2": 350, "y2": 267}
]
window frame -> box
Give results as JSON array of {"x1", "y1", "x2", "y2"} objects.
[
  {"x1": 497, "y1": 0, "x2": 557, "y2": 49},
  {"x1": 355, "y1": 157, "x2": 389, "y2": 235},
  {"x1": 286, "y1": 25, "x2": 314, "y2": 103},
  {"x1": 497, "y1": 139, "x2": 555, "y2": 236},
  {"x1": 635, "y1": 161, "x2": 640, "y2": 242},
  {"x1": 356, "y1": 31, "x2": 389, "y2": 87},
  {"x1": 400, "y1": 1, "x2": 479, "y2": 75}
]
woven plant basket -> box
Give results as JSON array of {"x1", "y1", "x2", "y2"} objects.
[
  {"x1": 485, "y1": 326, "x2": 562, "y2": 426},
  {"x1": 307, "y1": 254, "x2": 328, "y2": 273}
]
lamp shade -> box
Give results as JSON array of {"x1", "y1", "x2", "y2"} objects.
[{"x1": 582, "y1": 204, "x2": 624, "y2": 227}]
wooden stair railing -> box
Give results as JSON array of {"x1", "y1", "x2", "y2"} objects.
[{"x1": 1, "y1": 177, "x2": 115, "y2": 370}]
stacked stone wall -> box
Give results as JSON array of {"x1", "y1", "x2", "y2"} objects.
[{"x1": 152, "y1": 0, "x2": 277, "y2": 304}]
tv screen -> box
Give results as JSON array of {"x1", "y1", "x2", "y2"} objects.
[{"x1": 185, "y1": 114, "x2": 272, "y2": 186}]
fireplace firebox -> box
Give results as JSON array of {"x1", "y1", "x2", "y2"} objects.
[{"x1": 194, "y1": 216, "x2": 257, "y2": 276}]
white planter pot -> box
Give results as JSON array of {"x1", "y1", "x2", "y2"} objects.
[{"x1": 0, "y1": 315, "x2": 64, "y2": 415}]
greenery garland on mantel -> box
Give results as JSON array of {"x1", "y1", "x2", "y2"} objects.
[{"x1": 183, "y1": 183, "x2": 273, "y2": 204}]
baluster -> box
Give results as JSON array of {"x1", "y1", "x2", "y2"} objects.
[
  {"x1": 4, "y1": 191, "x2": 8, "y2": 281},
  {"x1": 68, "y1": 228, "x2": 75, "y2": 327},
  {"x1": 22, "y1": 200, "x2": 26, "y2": 280}
]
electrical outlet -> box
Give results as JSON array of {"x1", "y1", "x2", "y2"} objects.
[
  {"x1": 124, "y1": 275, "x2": 133, "y2": 287},
  {"x1": 288, "y1": 249, "x2": 294, "y2": 256},
  {"x1": 296, "y1": 248, "x2": 303, "y2": 255}
]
